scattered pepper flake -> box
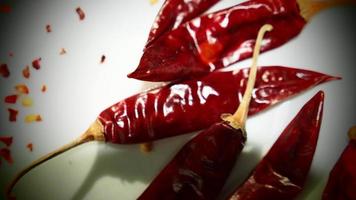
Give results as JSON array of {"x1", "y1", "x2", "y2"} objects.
[
  {"x1": 0, "y1": 64, "x2": 10, "y2": 78},
  {"x1": 46, "y1": 24, "x2": 52, "y2": 33},
  {"x1": 9, "y1": 52, "x2": 14, "y2": 57},
  {"x1": 25, "y1": 114, "x2": 42, "y2": 123},
  {"x1": 15, "y1": 84, "x2": 29, "y2": 94},
  {"x1": 149, "y1": 0, "x2": 159, "y2": 5},
  {"x1": 32, "y1": 58, "x2": 41, "y2": 70},
  {"x1": 0, "y1": 136, "x2": 13, "y2": 147},
  {"x1": 0, "y1": 148, "x2": 13, "y2": 164},
  {"x1": 41, "y1": 84, "x2": 47, "y2": 93},
  {"x1": 22, "y1": 65, "x2": 30, "y2": 79},
  {"x1": 8, "y1": 108, "x2": 18, "y2": 122},
  {"x1": 26, "y1": 143, "x2": 33, "y2": 152},
  {"x1": 59, "y1": 48, "x2": 67, "y2": 55},
  {"x1": 21, "y1": 96, "x2": 33, "y2": 107},
  {"x1": 100, "y1": 55, "x2": 106, "y2": 63},
  {"x1": 76, "y1": 7, "x2": 85, "y2": 20},
  {"x1": 0, "y1": 4, "x2": 12, "y2": 13},
  {"x1": 140, "y1": 142, "x2": 153, "y2": 153},
  {"x1": 5, "y1": 95, "x2": 18, "y2": 104}
]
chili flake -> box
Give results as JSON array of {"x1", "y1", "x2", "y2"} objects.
[
  {"x1": 15, "y1": 84, "x2": 29, "y2": 94},
  {"x1": 0, "y1": 64, "x2": 10, "y2": 78},
  {"x1": 26, "y1": 143, "x2": 33, "y2": 152},
  {"x1": 100, "y1": 55, "x2": 106, "y2": 63},
  {"x1": 5, "y1": 95, "x2": 18, "y2": 104},
  {"x1": 8, "y1": 108, "x2": 18, "y2": 122},
  {"x1": 32, "y1": 58, "x2": 41, "y2": 70},
  {"x1": 0, "y1": 136, "x2": 13, "y2": 147},
  {"x1": 0, "y1": 148, "x2": 13, "y2": 164},
  {"x1": 140, "y1": 142, "x2": 153, "y2": 153},
  {"x1": 60, "y1": 48, "x2": 67, "y2": 55},
  {"x1": 41, "y1": 84, "x2": 47, "y2": 93},
  {"x1": 22, "y1": 65, "x2": 30, "y2": 79},
  {"x1": 46, "y1": 24, "x2": 52, "y2": 33},
  {"x1": 21, "y1": 96, "x2": 33, "y2": 107},
  {"x1": 25, "y1": 114, "x2": 42, "y2": 123},
  {"x1": 76, "y1": 7, "x2": 85, "y2": 20}
]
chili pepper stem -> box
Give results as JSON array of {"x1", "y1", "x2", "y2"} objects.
[
  {"x1": 222, "y1": 24, "x2": 273, "y2": 131},
  {"x1": 6, "y1": 120, "x2": 104, "y2": 199},
  {"x1": 297, "y1": 0, "x2": 356, "y2": 21},
  {"x1": 348, "y1": 126, "x2": 356, "y2": 140}
]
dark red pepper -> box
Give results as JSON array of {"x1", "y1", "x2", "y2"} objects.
[
  {"x1": 32, "y1": 58, "x2": 41, "y2": 70},
  {"x1": 227, "y1": 91, "x2": 324, "y2": 200},
  {"x1": 101, "y1": 66, "x2": 339, "y2": 144},
  {"x1": 322, "y1": 126, "x2": 356, "y2": 200},
  {"x1": 5, "y1": 95, "x2": 18, "y2": 104},
  {"x1": 0, "y1": 136, "x2": 13, "y2": 147},
  {"x1": 145, "y1": 0, "x2": 221, "y2": 47},
  {"x1": 1, "y1": 63, "x2": 10, "y2": 78},
  {"x1": 8, "y1": 108, "x2": 18, "y2": 122},
  {"x1": 0, "y1": 148, "x2": 13, "y2": 164}
]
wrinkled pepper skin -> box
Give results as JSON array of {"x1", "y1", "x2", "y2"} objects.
[
  {"x1": 129, "y1": 0, "x2": 306, "y2": 81},
  {"x1": 99, "y1": 67, "x2": 338, "y2": 144},
  {"x1": 146, "y1": 0, "x2": 221, "y2": 47},
  {"x1": 322, "y1": 130, "x2": 356, "y2": 200},
  {"x1": 138, "y1": 122, "x2": 246, "y2": 200},
  {"x1": 228, "y1": 91, "x2": 324, "y2": 200}
]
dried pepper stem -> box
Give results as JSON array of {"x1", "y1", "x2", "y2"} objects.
[
  {"x1": 222, "y1": 24, "x2": 273, "y2": 130},
  {"x1": 6, "y1": 120, "x2": 105, "y2": 199}
]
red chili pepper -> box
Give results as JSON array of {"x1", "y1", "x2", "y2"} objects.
[
  {"x1": 8, "y1": 108, "x2": 18, "y2": 122},
  {"x1": 101, "y1": 66, "x2": 339, "y2": 144},
  {"x1": 145, "y1": 0, "x2": 221, "y2": 47},
  {"x1": 32, "y1": 58, "x2": 41, "y2": 70},
  {"x1": 228, "y1": 91, "x2": 324, "y2": 200},
  {"x1": 1, "y1": 63, "x2": 10, "y2": 78},
  {"x1": 138, "y1": 24, "x2": 272, "y2": 200},
  {"x1": 0, "y1": 136, "x2": 13, "y2": 147},
  {"x1": 5, "y1": 95, "x2": 18, "y2": 104},
  {"x1": 129, "y1": 0, "x2": 350, "y2": 81},
  {"x1": 322, "y1": 126, "x2": 356, "y2": 200}
]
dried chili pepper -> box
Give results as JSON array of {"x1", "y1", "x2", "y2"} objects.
[
  {"x1": 8, "y1": 108, "x2": 18, "y2": 122},
  {"x1": 0, "y1": 136, "x2": 13, "y2": 147},
  {"x1": 138, "y1": 24, "x2": 272, "y2": 200},
  {"x1": 1, "y1": 63, "x2": 10, "y2": 78},
  {"x1": 145, "y1": 0, "x2": 221, "y2": 47},
  {"x1": 5, "y1": 95, "x2": 18, "y2": 104},
  {"x1": 76, "y1": 7, "x2": 85, "y2": 20},
  {"x1": 101, "y1": 67, "x2": 338, "y2": 144},
  {"x1": 322, "y1": 126, "x2": 356, "y2": 200},
  {"x1": 32, "y1": 58, "x2": 41, "y2": 70},
  {"x1": 228, "y1": 91, "x2": 324, "y2": 200},
  {"x1": 129, "y1": 0, "x2": 352, "y2": 81}
]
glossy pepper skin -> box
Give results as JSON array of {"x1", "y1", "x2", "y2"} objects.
[
  {"x1": 146, "y1": 0, "x2": 221, "y2": 47},
  {"x1": 99, "y1": 66, "x2": 338, "y2": 144},
  {"x1": 228, "y1": 91, "x2": 324, "y2": 200},
  {"x1": 128, "y1": 0, "x2": 306, "y2": 81},
  {"x1": 322, "y1": 129, "x2": 356, "y2": 200},
  {"x1": 138, "y1": 122, "x2": 246, "y2": 200}
]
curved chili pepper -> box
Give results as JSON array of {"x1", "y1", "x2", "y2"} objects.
[
  {"x1": 101, "y1": 66, "x2": 339, "y2": 144},
  {"x1": 322, "y1": 126, "x2": 356, "y2": 200},
  {"x1": 145, "y1": 0, "x2": 221, "y2": 47},
  {"x1": 227, "y1": 91, "x2": 324, "y2": 200}
]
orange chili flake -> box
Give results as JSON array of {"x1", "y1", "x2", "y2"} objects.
[
  {"x1": 0, "y1": 148, "x2": 13, "y2": 164},
  {"x1": 5, "y1": 95, "x2": 18, "y2": 104},
  {"x1": 25, "y1": 114, "x2": 42, "y2": 123},
  {"x1": 0, "y1": 136, "x2": 13, "y2": 147},
  {"x1": 76, "y1": 7, "x2": 85, "y2": 20},
  {"x1": 60, "y1": 48, "x2": 67, "y2": 55},
  {"x1": 32, "y1": 57, "x2": 41, "y2": 70},
  {"x1": 100, "y1": 55, "x2": 106, "y2": 63},
  {"x1": 0, "y1": 63, "x2": 10, "y2": 78},
  {"x1": 15, "y1": 84, "x2": 29, "y2": 94},
  {"x1": 21, "y1": 96, "x2": 33, "y2": 107},
  {"x1": 41, "y1": 84, "x2": 47, "y2": 93},
  {"x1": 46, "y1": 24, "x2": 52, "y2": 33},
  {"x1": 26, "y1": 143, "x2": 33, "y2": 152},
  {"x1": 8, "y1": 108, "x2": 18, "y2": 122},
  {"x1": 22, "y1": 65, "x2": 30, "y2": 79}
]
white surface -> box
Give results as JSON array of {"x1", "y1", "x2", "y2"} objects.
[{"x1": 0, "y1": 1, "x2": 355, "y2": 199}]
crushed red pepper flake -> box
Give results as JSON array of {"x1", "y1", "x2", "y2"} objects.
[
  {"x1": 46, "y1": 24, "x2": 52, "y2": 33},
  {"x1": 25, "y1": 114, "x2": 42, "y2": 123},
  {"x1": 32, "y1": 58, "x2": 41, "y2": 70},
  {"x1": 26, "y1": 143, "x2": 33, "y2": 152},
  {"x1": 0, "y1": 148, "x2": 13, "y2": 164},
  {"x1": 0, "y1": 4, "x2": 12, "y2": 13},
  {"x1": 41, "y1": 84, "x2": 47, "y2": 93},
  {"x1": 22, "y1": 65, "x2": 30, "y2": 79},
  {"x1": 15, "y1": 84, "x2": 29, "y2": 94},
  {"x1": 76, "y1": 7, "x2": 85, "y2": 20},
  {"x1": 8, "y1": 108, "x2": 18, "y2": 122},
  {"x1": 9, "y1": 52, "x2": 14, "y2": 57},
  {"x1": 60, "y1": 48, "x2": 67, "y2": 55},
  {"x1": 0, "y1": 136, "x2": 13, "y2": 147},
  {"x1": 100, "y1": 55, "x2": 106, "y2": 63},
  {"x1": 0, "y1": 64, "x2": 10, "y2": 78},
  {"x1": 5, "y1": 95, "x2": 18, "y2": 104},
  {"x1": 21, "y1": 96, "x2": 33, "y2": 107}
]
